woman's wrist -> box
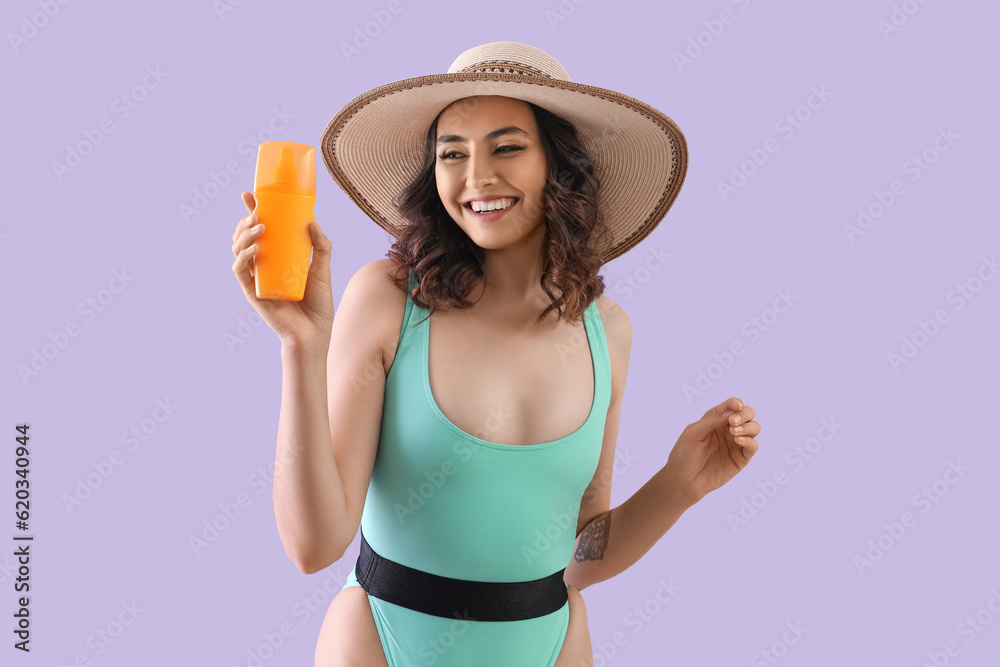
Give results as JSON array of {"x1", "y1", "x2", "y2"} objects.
[
  {"x1": 656, "y1": 463, "x2": 701, "y2": 510},
  {"x1": 280, "y1": 335, "x2": 330, "y2": 361}
]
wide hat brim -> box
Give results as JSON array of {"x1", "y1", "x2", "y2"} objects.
[{"x1": 319, "y1": 68, "x2": 688, "y2": 263}]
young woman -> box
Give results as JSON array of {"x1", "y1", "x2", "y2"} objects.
[{"x1": 231, "y1": 42, "x2": 761, "y2": 667}]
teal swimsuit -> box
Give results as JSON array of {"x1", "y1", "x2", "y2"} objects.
[{"x1": 341, "y1": 270, "x2": 612, "y2": 666}]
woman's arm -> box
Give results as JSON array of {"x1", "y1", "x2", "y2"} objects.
[
  {"x1": 272, "y1": 340, "x2": 349, "y2": 573},
  {"x1": 272, "y1": 260, "x2": 401, "y2": 574},
  {"x1": 564, "y1": 295, "x2": 760, "y2": 590},
  {"x1": 566, "y1": 468, "x2": 694, "y2": 590},
  {"x1": 567, "y1": 397, "x2": 761, "y2": 590}
]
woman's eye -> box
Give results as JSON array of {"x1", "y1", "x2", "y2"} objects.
[{"x1": 438, "y1": 145, "x2": 523, "y2": 161}]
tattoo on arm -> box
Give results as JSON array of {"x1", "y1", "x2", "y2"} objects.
[{"x1": 574, "y1": 510, "x2": 612, "y2": 562}]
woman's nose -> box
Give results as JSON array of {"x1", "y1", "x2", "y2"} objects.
[{"x1": 466, "y1": 149, "x2": 498, "y2": 186}]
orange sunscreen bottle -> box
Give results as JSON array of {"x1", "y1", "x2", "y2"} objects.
[{"x1": 252, "y1": 142, "x2": 316, "y2": 301}]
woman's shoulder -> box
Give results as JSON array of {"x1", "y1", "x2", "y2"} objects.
[
  {"x1": 593, "y1": 294, "x2": 632, "y2": 343},
  {"x1": 345, "y1": 259, "x2": 412, "y2": 359},
  {"x1": 352, "y1": 258, "x2": 411, "y2": 297},
  {"x1": 593, "y1": 294, "x2": 633, "y2": 397}
]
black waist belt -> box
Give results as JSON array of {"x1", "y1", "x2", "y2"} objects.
[{"x1": 355, "y1": 527, "x2": 568, "y2": 622}]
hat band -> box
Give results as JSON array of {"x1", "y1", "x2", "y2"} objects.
[{"x1": 454, "y1": 59, "x2": 553, "y2": 78}]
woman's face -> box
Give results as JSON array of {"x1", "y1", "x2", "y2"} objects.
[{"x1": 434, "y1": 95, "x2": 548, "y2": 250}]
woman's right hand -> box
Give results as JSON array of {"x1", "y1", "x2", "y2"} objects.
[{"x1": 231, "y1": 191, "x2": 335, "y2": 350}]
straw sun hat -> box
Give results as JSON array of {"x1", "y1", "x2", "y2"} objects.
[{"x1": 319, "y1": 41, "x2": 688, "y2": 263}]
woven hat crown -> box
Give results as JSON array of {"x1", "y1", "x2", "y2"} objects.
[{"x1": 447, "y1": 42, "x2": 572, "y2": 81}]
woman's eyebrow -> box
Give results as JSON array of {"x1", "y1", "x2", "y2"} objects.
[{"x1": 436, "y1": 126, "x2": 530, "y2": 145}]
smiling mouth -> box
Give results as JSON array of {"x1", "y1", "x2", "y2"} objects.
[{"x1": 464, "y1": 198, "x2": 519, "y2": 214}]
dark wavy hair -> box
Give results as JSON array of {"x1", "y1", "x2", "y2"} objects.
[{"x1": 385, "y1": 97, "x2": 613, "y2": 325}]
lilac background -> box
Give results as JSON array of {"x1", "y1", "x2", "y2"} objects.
[{"x1": 4, "y1": 0, "x2": 999, "y2": 665}]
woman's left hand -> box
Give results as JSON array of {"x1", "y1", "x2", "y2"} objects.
[{"x1": 663, "y1": 397, "x2": 761, "y2": 506}]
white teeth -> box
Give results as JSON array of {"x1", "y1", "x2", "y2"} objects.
[{"x1": 471, "y1": 197, "x2": 513, "y2": 212}]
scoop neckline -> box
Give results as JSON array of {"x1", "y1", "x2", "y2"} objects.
[{"x1": 422, "y1": 300, "x2": 600, "y2": 452}]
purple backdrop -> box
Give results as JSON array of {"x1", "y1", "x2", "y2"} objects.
[{"x1": 4, "y1": 0, "x2": 999, "y2": 665}]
